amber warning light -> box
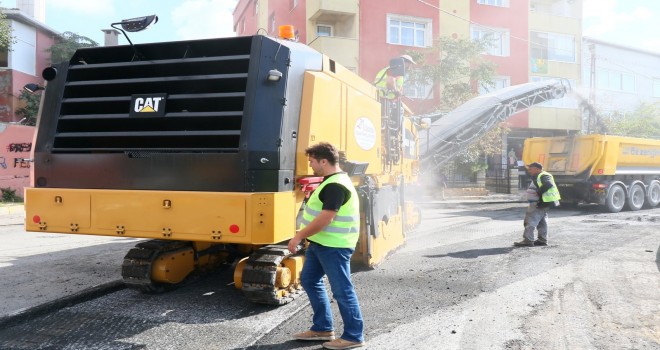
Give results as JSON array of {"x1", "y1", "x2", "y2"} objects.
[{"x1": 279, "y1": 25, "x2": 295, "y2": 40}]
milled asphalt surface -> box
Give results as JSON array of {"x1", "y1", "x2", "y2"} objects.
[
  {"x1": 0, "y1": 204, "x2": 141, "y2": 328},
  {"x1": 0, "y1": 192, "x2": 526, "y2": 329},
  {"x1": 2, "y1": 195, "x2": 658, "y2": 349}
]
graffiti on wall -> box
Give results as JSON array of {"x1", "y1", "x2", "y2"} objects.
[
  {"x1": 2, "y1": 143, "x2": 33, "y2": 169},
  {"x1": 8, "y1": 143, "x2": 32, "y2": 153},
  {"x1": 0, "y1": 125, "x2": 37, "y2": 198}
]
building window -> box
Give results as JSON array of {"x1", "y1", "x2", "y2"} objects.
[
  {"x1": 479, "y1": 76, "x2": 511, "y2": 95},
  {"x1": 477, "y1": 0, "x2": 509, "y2": 7},
  {"x1": 471, "y1": 25, "x2": 510, "y2": 57},
  {"x1": 654, "y1": 79, "x2": 660, "y2": 98},
  {"x1": 387, "y1": 14, "x2": 431, "y2": 47},
  {"x1": 317, "y1": 24, "x2": 333, "y2": 37},
  {"x1": 530, "y1": 31, "x2": 576, "y2": 66},
  {"x1": 596, "y1": 68, "x2": 635, "y2": 93},
  {"x1": 269, "y1": 13, "x2": 276, "y2": 33},
  {"x1": 531, "y1": 76, "x2": 578, "y2": 108}
]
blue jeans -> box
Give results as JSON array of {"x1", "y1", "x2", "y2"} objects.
[{"x1": 301, "y1": 241, "x2": 364, "y2": 343}]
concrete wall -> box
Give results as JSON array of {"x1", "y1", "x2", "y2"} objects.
[{"x1": 0, "y1": 124, "x2": 35, "y2": 200}]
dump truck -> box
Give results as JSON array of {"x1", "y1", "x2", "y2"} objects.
[
  {"x1": 24, "y1": 28, "x2": 569, "y2": 305},
  {"x1": 523, "y1": 134, "x2": 660, "y2": 212}
]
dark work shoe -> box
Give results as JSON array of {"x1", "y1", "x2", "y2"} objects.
[
  {"x1": 534, "y1": 240, "x2": 548, "y2": 246},
  {"x1": 513, "y1": 240, "x2": 534, "y2": 247}
]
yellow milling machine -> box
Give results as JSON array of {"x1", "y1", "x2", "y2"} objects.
[
  {"x1": 24, "y1": 24, "x2": 571, "y2": 304},
  {"x1": 25, "y1": 32, "x2": 421, "y2": 305}
]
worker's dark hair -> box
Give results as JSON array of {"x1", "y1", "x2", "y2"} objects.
[{"x1": 305, "y1": 142, "x2": 339, "y2": 166}]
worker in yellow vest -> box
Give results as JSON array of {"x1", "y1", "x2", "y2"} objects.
[
  {"x1": 373, "y1": 54, "x2": 416, "y2": 100},
  {"x1": 288, "y1": 142, "x2": 365, "y2": 349},
  {"x1": 514, "y1": 162, "x2": 561, "y2": 247}
]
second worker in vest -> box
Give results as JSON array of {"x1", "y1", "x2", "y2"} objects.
[
  {"x1": 373, "y1": 54, "x2": 416, "y2": 100},
  {"x1": 288, "y1": 142, "x2": 365, "y2": 350},
  {"x1": 514, "y1": 162, "x2": 561, "y2": 247}
]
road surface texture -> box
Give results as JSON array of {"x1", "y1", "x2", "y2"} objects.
[{"x1": 0, "y1": 200, "x2": 658, "y2": 349}]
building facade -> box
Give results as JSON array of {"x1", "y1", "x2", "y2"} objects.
[
  {"x1": 0, "y1": 0, "x2": 55, "y2": 196},
  {"x1": 0, "y1": 8, "x2": 58, "y2": 123},
  {"x1": 581, "y1": 36, "x2": 660, "y2": 131},
  {"x1": 232, "y1": 0, "x2": 583, "y2": 157}
]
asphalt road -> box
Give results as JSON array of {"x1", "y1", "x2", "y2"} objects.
[{"x1": 0, "y1": 202, "x2": 658, "y2": 349}]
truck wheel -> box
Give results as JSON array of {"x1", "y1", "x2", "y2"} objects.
[
  {"x1": 605, "y1": 184, "x2": 625, "y2": 213},
  {"x1": 626, "y1": 183, "x2": 645, "y2": 211},
  {"x1": 646, "y1": 180, "x2": 660, "y2": 207}
]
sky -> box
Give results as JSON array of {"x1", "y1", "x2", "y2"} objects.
[
  {"x1": 1, "y1": 0, "x2": 659, "y2": 53},
  {"x1": 2, "y1": 0, "x2": 240, "y2": 45},
  {"x1": 582, "y1": 0, "x2": 660, "y2": 53}
]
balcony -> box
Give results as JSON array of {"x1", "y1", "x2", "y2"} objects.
[
  {"x1": 308, "y1": 36, "x2": 358, "y2": 71},
  {"x1": 308, "y1": 0, "x2": 358, "y2": 22},
  {"x1": 530, "y1": 0, "x2": 581, "y2": 19}
]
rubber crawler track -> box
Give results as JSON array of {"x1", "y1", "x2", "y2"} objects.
[
  {"x1": 121, "y1": 239, "x2": 192, "y2": 293},
  {"x1": 241, "y1": 245, "x2": 304, "y2": 305}
]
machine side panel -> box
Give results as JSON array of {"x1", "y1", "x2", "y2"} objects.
[
  {"x1": 25, "y1": 188, "x2": 297, "y2": 245},
  {"x1": 296, "y1": 71, "x2": 342, "y2": 176},
  {"x1": 344, "y1": 80, "x2": 382, "y2": 172}
]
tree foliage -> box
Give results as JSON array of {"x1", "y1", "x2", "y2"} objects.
[
  {"x1": 408, "y1": 36, "x2": 502, "y2": 174},
  {"x1": 0, "y1": 6, "x2": 16, "y2": 50},
  {"x1": 405, "y1": 36, "x2": 497, "y2": 110},
  {"x1": 600, "y1": 102, "x2": 660, "y2": 139},
  {"x1": 15, "y1": 89, "x2": 41, "y2": 126},
  {"x1": 46, "y1": 31, "x2": 98, "y2": 64}
]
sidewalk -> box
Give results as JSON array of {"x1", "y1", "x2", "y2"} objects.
[{"x1": 0, "y1": 203, "x2": 25, "y2": 225}]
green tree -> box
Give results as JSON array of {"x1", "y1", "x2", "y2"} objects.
[
  {"x1": 601, "y1": 102, "x2": 660, "y2": 139},
  {"x1": 408, "y1": 36, "x2": 501, "y2": 175},
  {"x1": 406, "y1": 36, "x2": 497, "y2": 110},
  {"x1": 15, "y1": 89, "x2": 41, "y2": 126},
  {"x1": 46, "y1": 31, "x2": 98, "y2": 64},
  {"x1": 0, "y1": 6, "x2": 16, "y2": 50}
]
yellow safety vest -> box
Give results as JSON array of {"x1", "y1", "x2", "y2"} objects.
[
  {"x1": 536, "y1": 171, "x2": 561, "y2": 203},
  {"x1": 374, "y1": 67, "x2": 404, "y2": 100},
  {"x1": 300, "y1": 173, "x2": 360, "y2": 248}
]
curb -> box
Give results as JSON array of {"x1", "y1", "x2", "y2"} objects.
[
  {"x1": 0, "y1": 280, "x2": 125, "y2": 329},
  {"x1": 418, "y1": 199, "x2": 526, "y2": 207},
  {"x1": 0, "y1": 204, "x2": 24, "y2": 216}
]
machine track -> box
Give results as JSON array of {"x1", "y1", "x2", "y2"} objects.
[
  {"x1": 121, "y1": 240, "x2": 192, "y2": 293},
  {"x1": 240, "y1": 245, "x2": 304, "y2": 305}
]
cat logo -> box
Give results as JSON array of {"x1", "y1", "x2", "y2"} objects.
[{"x1": 130, "y1": 93, "x2": 167, "y2": 117}]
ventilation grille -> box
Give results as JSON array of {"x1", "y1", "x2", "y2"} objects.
[{"x1": 52, "y1": 37, "x2": 254, "y2": 153}]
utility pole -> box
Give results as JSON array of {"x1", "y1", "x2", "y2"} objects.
[{"x1": 588, "y1": 43, "x2": 596, "y2": 133}]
